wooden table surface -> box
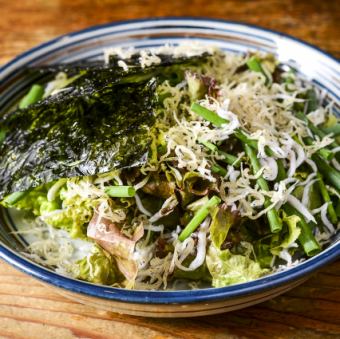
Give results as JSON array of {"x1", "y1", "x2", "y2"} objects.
[{"x1": 0, "y1": 1, "x2": 339, "y2": 338}]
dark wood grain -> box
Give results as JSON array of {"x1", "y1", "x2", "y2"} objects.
[{"x1": 0, "y1": 1, "x2": 339, "y2": 338}]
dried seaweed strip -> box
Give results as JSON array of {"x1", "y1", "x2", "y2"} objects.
[{"x1": 0, "y1": 79, "x2": 157, "y2": 198}]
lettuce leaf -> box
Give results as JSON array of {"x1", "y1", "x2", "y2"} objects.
[
  {"x1": 76, "y1": 246, "x2": 118, "y2": 285},
  {"x1": 3, "y1": 178, "x2": 98, "y2": 239},
  {"x1": 43, "y1": 181, "x2": 100, "y2": 238},
  {"x1": 271, "y1": 214, "x2": 301, "y2": 256},
  {"x1": 206, "y1": 245, "x2": 268, "y2": 287},
  {"x1": 43, "y1": 208, "x2": 88, "y2": 239},
  {"x1": 210, "y1": 205, "x2": 238, "y2": 249}
]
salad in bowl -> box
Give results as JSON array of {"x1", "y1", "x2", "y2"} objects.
[{"x1": 1, "y1": 43, "x2": 339, "y2": 291}]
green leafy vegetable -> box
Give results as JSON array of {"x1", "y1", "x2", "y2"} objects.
[
  {"x1": 284, "y1": 204, "x2": 320, "y2": 256},
  {"x1": 182, "y1": 171, "x2": 212, "y2": 196},
  {"x1": 254, "y1": 241, "x2": 274, "y2": 268},
  {"x1": 206, "y1": 244, "x2": 268, "y2": 287},
  {"x1": 186, "y1": 72, "x2": 208, "y2": 101},
  {"x1": 19, "y1": 84, "x2": 44, "y2": 109},
  {"x1": 210, "y1": 205, "x2": 238, "y2": 249},
  {"x1": 142, "y1": 174, "x2": 175, "y2": 199},
  {"x1": 246, "y1": 56, "x2": 263, "y2": 73},
  {"x1": 191, "y1": 102, "x2": 227, "y2": 127},
  {"x1": 43, "y1": 180, "x2": 100, "y2": 238},
  {"x1": 246, "y1": 56, "x2": 271, "y2": 85},
  {"x1": 179, "y1": 195, "x2": 221, "y2": 241},
  {"x1": 76, "y1": 246, "x2": 119, "y2": 285},
  {"x1": 105, "y1": 186, "x2": 136, "y2": 198},
  {"x1": 2, "y1": 184, "x2": 59, "y2": 216},
  {"x1": 271, "y1": 214, "x2": 301, "y2": 255}
]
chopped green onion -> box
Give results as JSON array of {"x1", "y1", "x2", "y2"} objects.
[
  {"x1": 191, "y1": 103, "x2": 228, "y2": 127},
  {"x1": 179, "y1": 195, "x2": 221, "y2": 241},
  {"x1": 317, "y1": 148, "x2": 334, "y2": 161},
  {"x1": 317, "y1": 173, "x2": 338, "y2": 224},
  {"x1": 321, "y1": 123, "x2": 340, "y2": 136},
  {"x1": 244, "y1": 144, "x2": 282, "y2": 233},
  {"x1": 305, "y1": 89, "x2": 318, "y2": 113},
  {"x1": 199, "y1": 140, "x2": 240, "y2": 167},
  {"x1": 211, "y1": 164, "x2": 228, "y2": 177},
  {"x1": 199, "y1": 140, "x2": 218, "y2": 152},
  {"x1": 19, "y1": 84, "x2": 44, "y2": 109},
  {"x1": 295, "y1": 111, "x2": 339, "y2": 151},
  {"x1": 105, "y1": 186, "x2": 136, "y2": 198},
  {"x1": 234, "y1": 129, "x2": 258, "y2": 149},
  {"x1": 0, "y1": 129, "x2": 6, "y2": 146},
  {"x1": 194, "y1": 105, "x2": 286, "y2": 180},
  {"x1": 218, "y1": 150, "x2": 241, "y2": 167},
  {"x1": 284, "y1": 204, "x2": 320, "y2": 256},
  {"x1": 235, "y1": 131, "x2": 287, "y2": 179},
  {"x1": 309, "y1": 122, "x2": 328, "y2": 140},
  {"x1": 293, "y1": 131, "x2": 334, "y2": 161},
  {"x1": 246, "y1": 56, "x2": 263, "y2": 73},
  {"x1": 312, "y1": 155, "x2": 340, "y2": 191},
  {"x1": 192, "y1": 105, "x2": 257, "y2": 150},
  {"x1": 304, "y1": 136, "x2": 334, "y2": 161},
  {"x1": 2, "y1": 191, "x2": 27, "y2": 206},
  {"x1": 295, "y1": 111, "x2": 324, "y2": 137}
]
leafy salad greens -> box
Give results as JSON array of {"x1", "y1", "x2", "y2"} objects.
[{"x1": 1, "y1": 45, "x2": 339, "y2": 290}]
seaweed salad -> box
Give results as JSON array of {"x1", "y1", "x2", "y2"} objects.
[{"x1": 1, "y1": 44, "x2": 339, "y2": 289}]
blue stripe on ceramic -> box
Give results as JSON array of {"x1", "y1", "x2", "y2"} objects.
[{"x1": 0, "y1": 18, "x2": 339, "y2": 316}]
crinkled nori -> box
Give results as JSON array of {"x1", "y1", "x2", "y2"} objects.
[
  {"x1": 0, "y1": 78, "x2": 157, "y2": 199},
  {"x1": 0, "y1": 53, "x2": 210, "y2": 199}
]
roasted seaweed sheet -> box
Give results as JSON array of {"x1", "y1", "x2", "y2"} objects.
[
  {"x1": 0, "y1": 53, "x2": 209, "y2": 199},
  {"x1": 0, "y1": 78, "x2": 157, "y2": 199}
]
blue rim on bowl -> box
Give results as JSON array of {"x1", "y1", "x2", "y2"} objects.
[{"x1": 0, "y1": 17, "x2": 339, "y2": 306}]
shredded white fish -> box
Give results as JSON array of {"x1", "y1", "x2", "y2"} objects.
[
  {"x1": 134, "y1": 193, "x2": 152, "y2": 217},
  {"x1": 287, "y1": 195, "x2": 316, "y2": 224},
  {"x1": 319, "y1": 203, "x2": 336, "y2": 234}
]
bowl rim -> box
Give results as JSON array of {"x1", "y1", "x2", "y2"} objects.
[{"x1": 0, "y1": 17, "x2": 339, "y2": 305}]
